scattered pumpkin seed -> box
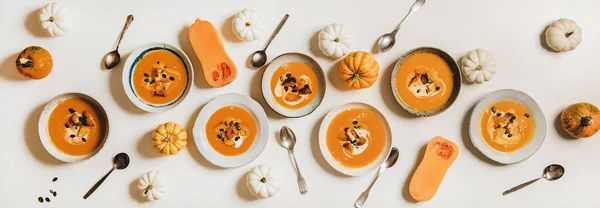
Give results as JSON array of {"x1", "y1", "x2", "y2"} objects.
[
  {"x1": 52, "y1": 177, "x2": 58, "y2": 182},
  {"x1": 45, "y1": 197, "x2": 50, "y2": 202},
  {"x1": 68, "y1": 108, "x2": 75, "y2": 114},
  {"x1": 286, "y1": 73, "x2": 291, "y2": 78},
  {"x1": 436, "y1": 86, "x2": 440, "y2": 91},
  {"x1": 64, "y1": 124, "x2": 69, "y2": 128},
  {"x1": 352, "y1": 121, "x2": 358, "y2": 125},
  {"x1": 69, "y1": 135, "x2": 75, "y2": 138},
  {"x1": 524, "y1": 113, "x2": 530, "y2": 118},
  {"x1": 144, "y1": 73, "x2": 149, "y2": 77},
  {"x1": 219, "y1": 129, "x2": 224, "y2": 132},
  {"x1": 156, "y1": 61, "x2": 160, "y2": 64},
  {"x1": 162, "y1": 74, "x2": 167, "y2": 78},
  {"x1": 344, "y1": 127, "x2": 349, "y2": 131},
  {"x1": 417, "y1": 89, "x2": 421, "y2": 93},
  {"x1": 235, "y1": 136, "x2": 240, "y2": 141},
  {"x1": 507, "y1": 134, "x2": 513, "y2": 138},
  {"x1": 144, "y1": 79, "x2": 149, "y2": 82},
  {"x1": 491, "y1": 107, "x2": 496, "y2": 113},
  {"x1": 496, "y1": 113, "x2": 502, "y2": 117},
  {"x1": 169, "y1": 77, "x2": 174, "y2": 81},
  {"x1": 82, "y1": 138, "x2": 86, "y2": 142},
  {"x1": 38, "y1": 197, "x2": 43, "y2": 203},
  {"x1": 217, "y1": 134, "x2": 222, "y2": 139}
]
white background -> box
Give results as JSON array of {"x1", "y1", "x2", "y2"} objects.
[{"x1": 1, "y1": 0, "x2": 599, "y2": 207}]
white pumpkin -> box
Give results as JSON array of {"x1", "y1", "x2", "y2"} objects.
[
  {"x1": 545, "y1": 18, "x2": 582, "y2": 52},
  {"x1": 318, "y1": 23, "x2": 352, "y2": 58},
  {"x1": 137, "y1": 170, "x2": 168, "y2": 201},
  {"x1": 38, "y1": 2, "x2": 73, "y2": 37},
  {"x1": 461, "y1": 49, "x2": 497, "y2": 84},
  {"x1": 246, "y1": 165, "x2": 280, "y2": 199},
  {"x1": 232, "y1": 9, "x2": 262, "y2": 42}
]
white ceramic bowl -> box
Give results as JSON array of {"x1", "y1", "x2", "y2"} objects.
[
  {"x1": 122, "y1": 43, "x2": 194, "y2": 112},
  {"x1": 261, "y1": 52, "x2": 326, "y2": 118},
  {"x1": 469, "y1": 89, "x2": 547, "y2": 164},
  {"x1": 38, "y1": 93, "x2": 110, "y2": 163},
  {"x1": 318, "y1": 102, "x2": 392, "y2": 176},
  {"x1": 192, "y1": 93, "x2": 270, "y2": 168}
]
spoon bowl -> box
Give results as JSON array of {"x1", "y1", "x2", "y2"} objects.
[
  {"x1": 103, "y1": 51, "x2": 120, "y2": 69},
  {"x1": 250, "y1": 51, "x2": 267, "y2": 68},
  {"x1": 113, "y1": 152, "x2": 130, "y2": 170},
  {"x1": 543, "y1": 164, "x2": 564, "y2": 181},
  {"x1": 377, "y1": 33, "x2": 396, "y2": 53}
]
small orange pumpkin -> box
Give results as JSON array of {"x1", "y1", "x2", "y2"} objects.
[
  {"x1": 15, "y1": 46, "x2": 53, "y2": 79},
  {"x1": 560, "y1": 102, "x2": 600, "y2": 138},
  {"x1": 339, "y1": 51, "x2": 379, "y2": 89}
]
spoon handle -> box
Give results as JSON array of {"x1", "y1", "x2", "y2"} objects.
[
  {"x1": 83, "y1": 167, "x2": 115, "y2": 199},
  {"x1": 502, "y1": 177, "x2": 541, "y2": 196},
  {"x1": 354, "y1": 172, "x2": 381, "y2": 208},
  {"x1": 114, "y1": 15, "x2": 134, "y2": 50},
  {"x1": 263, "y1": 14, "x2": 289, "y2": 51},
  {"x1": 394, "y1": 0, "x2": 426, "y2": 33},
  {"x1": 289, "y1": 150, "x2": 308, "y2": 194}
]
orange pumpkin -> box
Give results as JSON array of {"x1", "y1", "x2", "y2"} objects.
[
  {"x1": 560, "y1": 102, "x2": 600, "y2": 138},
  {"x1": 15, "y1": 46, "x2": 53, "y2": 79},
  {"x1": 339, "y1": 51, "x2": 379, "y2": 89}
]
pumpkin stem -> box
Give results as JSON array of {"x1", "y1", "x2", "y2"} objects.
[
  {"x1": 164, "y1": 135, "x2": 172, "y2": 142},
  {"x1": 245, "y1": 22, "x2": 251, "y2": 27},
  {"x1": 144, "y1": 185, "x2": 153, "y2": 195},
  {"x1": 565, "y1": 31, "x2": 575, "y2": 38},
  {"x1": 475, "y1": 65, "x2": 483, "y2": 71},
  {"x1": 48, "y1": 16, "x2": 55, "y2": 22},
  {"x1": 334, "y1": 37, "x2": 340, "y2": 43},
  {"x1": 260, "y1": 177, "x2": 267, "y2": 183},
  {"x1": 581, "y1": 116, "x2": 593, "y2": 126}
]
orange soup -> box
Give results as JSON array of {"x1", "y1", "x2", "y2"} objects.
[
  {"x1": 479, "y1": 100, "x2": 535, "y2": 152},
  {"x1": 132, "y1": 49, "x2": 188, "y2": 105},
  {"x1": 395, "y1": 53, "x2": 454, "y2": 111},
  {"x1": 270, "y1": 62, "x2": 319, "y2": 109},
  {"x1": 47, "y1": 98, "x2": 106, "y2": 156},
  {"x1": 205, "y1": 106, "x2": 258, "y2": 156},
  {"x1": 326, "y1": 108, "x2": 386, "y2": 169}
]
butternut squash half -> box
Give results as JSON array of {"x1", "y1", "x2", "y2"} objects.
[
  {"x1": 188, "y1": 18, "x2": 237, "y2": 87},
  {"x1": 409, "y1": 136, "x2": 458, "y2": 202}
]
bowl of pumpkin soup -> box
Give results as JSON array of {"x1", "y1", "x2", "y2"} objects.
[
  {"x1": 192, "y1": 93, "x2": 269, "y2": 168},
  {"x1": 261, "y1": 53, "x2": 326, "y2": 117},
  {"x1": 122, "y1": 43, "x2": 193, "y2": 112},
  {"x1": 319, "y1": 102, "x2": 392, "y2": 176},
  {"x1": 38, "y1": 93, "x2": 109, "y2": 163},
  {"x1": 469, "y1": 89, "x2": 547, "y2": 164},
  {"x1": 391, "y1": 47, "x2": 461, "y2": 116}
]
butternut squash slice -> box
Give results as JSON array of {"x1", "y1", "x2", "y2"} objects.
[
  {"x1": 188, "y1": 18, "x2": 237, "y2": 87},
  {"x1": 409, "y1": 136, "x2": 458, "y2": 202}
]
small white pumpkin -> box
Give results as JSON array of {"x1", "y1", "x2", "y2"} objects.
[
  {"x1": 137, "y1": 170, "x2": 168, "y2": 201},
  {"x1": 545, "y1": 18, "x2": 582, "y2": 52},
  {"x1": 246, "y1": 165, "x2": 280, "y2": 199},
  {"x1": 318, "y1": 23, "x2": 352, "y2": 58},
  {"x1": 38, "y1": 2, "x2": 73, "y2": 37},
  {"x1": 232, "y1": 9, "x2": 262, "y2": 42},
  {"x1": 461, "y1": 49, "x2": 497, "y2": 84}
]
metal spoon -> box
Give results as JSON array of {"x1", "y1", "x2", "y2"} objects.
[
  {"x1": 83, "y1": 153, "x2": 130, "y2": 199},
  {"x1": 354, "y1": 147, "x2": 399, "y2": 208},
  {"x1": 376, "y1": 0, "x2": 426, "y2": 53},
  {"x1": 250, "y1": 14, "x2": 289, "y2": 68},
  {"x1": 103, "y1": 15, "x2": 134, "y2": 69},
  {"x1": 502, "y1": 164, "x2": 565, "y2": 196},
  {"x1": 279, "y1": 126, "x2": 308, "y2": 194}
]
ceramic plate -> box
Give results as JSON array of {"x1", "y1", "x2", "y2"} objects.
[
  {"x1": 122, "y1": 43, "x2": 193, "y2": 112},
  {"x1": 192, "y1": 93, "x2": 269, "y2": 168},
  {"x1": 38, "y1": 93, "x2": 110, "y2": 163},
  {"x1": 318, "y1": 102, "x2": 392, "y2": 176},
  {"x1": 469, "y1": 89, "x2": 547, "y2": 164},
  {"x1": 261, "y1": 53, "x2": 326, "y2": 118},
  {"x1": 391, "y1": 47, "x2": 461, "y2": 116}
]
